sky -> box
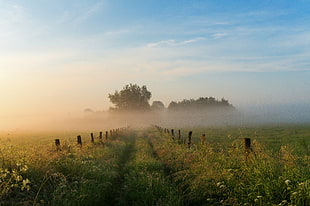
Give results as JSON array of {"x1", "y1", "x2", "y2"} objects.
[{"x1": 0, "y1": 0, "x2": 310, "y2": 124}]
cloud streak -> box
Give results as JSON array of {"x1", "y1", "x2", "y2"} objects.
[
  {"x1": 147, "y1": 37, "x2": 206, "y2": 47},
  {"x1": 72, "y1": 1, "x2": 105, "y2": 25}
]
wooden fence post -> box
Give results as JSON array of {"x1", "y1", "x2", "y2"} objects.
[
  {"x1": 91, "y1": 133, "x2": 94, "y2": 143},
  {"x1": 77, "y1": 135, "x2": 82, "y2": 146},
  {"x1": 99, "y1": 131, "x2": 103, "y2": 140},
  {"x1": 178, "y1": 130, "x2": 181, "y2": 143},
  {"x1": 200, "y1": 134, "x2": 206, "y2": 145},
  {"x1": 188, "y1": 131, "x2": 192, "y2": 148},
  {"x1": 171, "y1": 129, "x2": 175, "y2": 140},
  {"x1": 106, "y1": 131, "x2": 108, "y2": 140},
  {"x1": 55, "y1": 139, "x2": 60, "y2": 150},
  {"x1": 243, "y1": 138, "x2": 251, "y2": 160}
]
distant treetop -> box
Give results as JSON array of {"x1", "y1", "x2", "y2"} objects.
[
  {"x1": 108, "y1": 84, "x2": 234, "y2": 113},
  {"x1": 167, "y1": 97, "x2": 234, "y2": 111},
  {"x1": 108, "y1": 83, "x2": 152, "y2": 111},
  {"x1": 151, "y1": 101, "x2": 165, "y2": 111}
]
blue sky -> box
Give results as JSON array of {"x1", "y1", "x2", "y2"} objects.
[{"x1": 0, "y1": 0, "x2": 310, "y2": 118}]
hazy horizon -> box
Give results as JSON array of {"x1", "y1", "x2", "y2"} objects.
[
  {"x1": 1, "y1": 102, "x2": 309, "y2": 132},
  {"x1": 1, "y1": 1, "x2": 309, "y2": 130}
]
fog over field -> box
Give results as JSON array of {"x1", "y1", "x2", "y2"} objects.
[
  {"x1": 1, "y1": 1, "x2": 309, "y2": 132},
  {"x1": 1, "y1": 103, "x2": 309, "y2": 132}
]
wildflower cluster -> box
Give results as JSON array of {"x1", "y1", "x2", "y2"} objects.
[{"x1": 0, "y1": 163, "x2": 30, "y2": 196}]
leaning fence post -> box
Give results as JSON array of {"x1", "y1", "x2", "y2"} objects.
[
  {"x1": 77, "y1": 135, "x2": 82, "y2": 147},
  {"x1": 55, "y1": 139, "x2": 60, "y2": 150},
  {"x1": 91, "y1": 133, "x2": 94, "y2": 143},
  {"x1": 188, "y1": 131, "x2": 192, "y2": 148}
]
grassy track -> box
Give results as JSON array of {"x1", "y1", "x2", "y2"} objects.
[
  {"x1": 119, "y1": 131, "x2": 183, "y2": 206},
  {"x1": 105, "y1": 134, "x2": 136, "y2": 205}
]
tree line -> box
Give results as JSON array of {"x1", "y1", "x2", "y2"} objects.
[{"x1": 107, "y1": 83, "x2": 234, "y2": 112}]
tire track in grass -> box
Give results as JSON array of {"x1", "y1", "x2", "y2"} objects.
[
  {"x1": 103, "y1": 134, "x2": 136, "y2": 206},
  {"x1": 119, "y1": 131, "x2": 183, "y2": 206}
]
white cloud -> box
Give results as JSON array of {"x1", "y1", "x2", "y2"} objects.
[
  {"x1": 147, "y1": 39, "x2": 176, "y2": 47},
  {"x1": 147, "y1": 37, "x2": 205, "y2": 48},
  {"x1": 180, "y1": 37, "x2": 206, "y2": 45},
  {"x1": 212, "y1": 32, "x2": 229, "y2": 39}
]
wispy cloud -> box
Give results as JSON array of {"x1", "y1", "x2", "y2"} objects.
[
  {"x1": 56, "y1": 1, "x2": 105, "y2": 26},
  {"x1": 212, "y1": 32, "x2": 229, "y2": 39},
  {"x1": 147, "y1": 37, "x2": 205, "y2": 47},
  {"x1": 73, "y1": 1, "x2": 105, "y2": 24}
]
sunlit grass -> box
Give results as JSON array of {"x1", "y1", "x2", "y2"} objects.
[
  {"x1": 150, "y1": 125, "x2": 310, "y2": 205},
  {"x1": 1, "y1": 125, "x2": 310, "y2": 205}
]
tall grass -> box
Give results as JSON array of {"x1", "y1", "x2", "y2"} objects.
[
  {"x1": 1, "y1": 125, "x2": 310, "y2": 205},
  {"x1": 120, "y1": 132, "x2": 182, "y2": 205},
  {"x1": 150, "y1": 126, "x2": 310, "y2": 205}
]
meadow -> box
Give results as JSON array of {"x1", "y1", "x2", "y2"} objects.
[{"x1": 0, "y1": 124, "x2": 310, "y2": 205}]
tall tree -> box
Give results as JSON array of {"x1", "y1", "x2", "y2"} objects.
[{"x1": 108, "y1": 84, "x2": 152, "y2": 111}]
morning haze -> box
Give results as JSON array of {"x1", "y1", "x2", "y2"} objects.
[
  {"x1": 2, "y1": 2, "x2": 310, "y2": 205},
  {"x1": 0, "y1": 1, "x2": 309, "y2": 131}
]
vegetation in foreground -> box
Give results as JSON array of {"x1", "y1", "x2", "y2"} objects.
[{"x1": 0, "y1": 125, "x2": 310, "y2": 205}]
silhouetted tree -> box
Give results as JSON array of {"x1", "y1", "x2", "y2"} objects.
[
  {"x1": 108, "y1": 84, "x2": 152, "y2": 111},
  {"x1": 151, "y1": 101, "x2": 165, "y2": 111},
  {"x1": 167, "y1": 97, "x2": 233, "y2": 111},
  {"x1": 168, "y1": 101, "x2": 178, "y2": 110}
]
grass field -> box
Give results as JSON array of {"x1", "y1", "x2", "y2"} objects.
[{"x1": 0, "y1": 124, "x2": 310, "y2": 205}]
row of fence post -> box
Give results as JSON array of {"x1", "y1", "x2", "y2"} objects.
[
  {"x1": 154, "y1": 125, "x2": 252, "y2": 157},
  {"x1": 54, "y1": 127, "x2": 128, "y2": 150},
  {"x1": 154, "y1": 125, "x2": 194, "y2": 148}
]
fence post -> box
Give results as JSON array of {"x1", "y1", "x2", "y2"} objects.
[
  {"x1": 106, "y1": 131, "x2": 108, "y2": 140},
  {"x1": 99, "y1": 131, "x2": 103, "y2": 140},
  {"x1": 200, "y1": 134, "x2": 206, "y2": 145},
  {"x1": 55, "y1": 139, "x2": 60, "y2": 150},
  {"x1": 77, "y1": 135, "x2": 82, "y2": 147},
  {"x1": 171, "y1": 129, "x2": 175, "y2": 140},
  {"x1": 243, "y1": 138, "x2": 251, "y2": 160},
  {"x1": 178, "y1": 130, "x2": 181, "y2": 143},
  {"x1": 188, "y1": 131, "x2": 192, "y2": 148},
  {"x1": 91, "y1": 133, "x2": 94, "y2": 143}
]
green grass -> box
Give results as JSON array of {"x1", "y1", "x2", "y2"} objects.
[
  {"x1": 1, "y1": 124, "x2": 310, "y2": 205},
  {"x1": 174, "y1": 124, "x2": 310, "y2": 154},
  {"x1": 150, "y1": 124, "x2": 310, "y2": 205},
  {"x1": 120, "y1": 132, "x2": 182, "y2": 206}
]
